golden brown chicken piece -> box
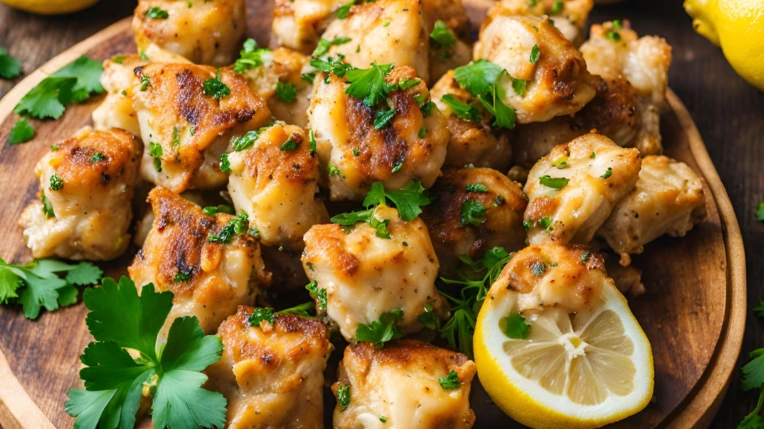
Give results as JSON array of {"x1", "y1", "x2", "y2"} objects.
[
  {"x1": 226, "y1": 123, "x2": 329, "y2": 250},
  {"x1": 132, "y1": 64, "x2": 271, "y2": 193},
  {"x1": 231, "y1": 46, "x2": 313, "y2": 128},
  {"x1": 581, "y1": 21, "x2": 672, "y2": 156},
  {"x1": 422, "y1": 0, "x2": 473, "y2": 82},
  {"x1": 205, "y1": 307, "x2": 332, "y2": 429},
  {"x1": 430, "y1": 71, "x2": 514, "y2": 171},
  {"x1": 132, "y1": 0, "x2": 246, "y2": 66},
  {"x1": 598, "y1": 155, "x2": 706, "y2": 266},
  {"x1": 485, "y1": 0, "x2": 594, "y2": 45},
  {"x1": 474, "y1": 15, "x2": 598, "y2": 124},
  {"x1": 333, "y1": 340, "x2": 477, "y2": 429},
  {"x1": 129, "y1": 187, "x2": 269, "y2": 336},
  {"x1": 524, "y1": 133, "x2": 641, "y2": 246},
  {"x1": 272, "y1": 0, "x2": 347, "y2": 53},
  {"x1": 302, "y1": 205, "x2": 448, "y2": 341},
  {"x1": 421, "y1": 167, "x2": 527, "y2": 277},
  {"x1": 20, "y1": 128, "x2": 142, "y2": 261},
  {"x1": 512, "y1": 76, "x2": 641, "y2": 168},
  {"x1": 308, "y1": 65, "x2": 449, "y2": 201}
]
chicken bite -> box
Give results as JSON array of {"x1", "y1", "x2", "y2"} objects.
[
  {"x1": 524, "y1": 133, "x2": 641, "y2": 246},
  {"x1": 231, "y1": 46, "x2": 313, "y2": 128},
  {"x1": 129, "y1": 187, "x2": 269, "y2": 335},
  {"x1": 20, "y1": 127, "x2": 142, "y2": 261},
  {"x1": 421, "y1": 167, "x2": 527, "y2": 277},
  {"x1": 132, "y1": 0, "x2": 246, "y2": 66},
  {"x1": 474, "y1": 15, "x2": 598, "y2": 124},
  {"x1": 581, "y1": 20, "x2": 672, "y2": 156},
  {"x1": 430, "y1": 71, "x2": 513, "y2": 171},
  {"x1": 485, "y1": 0, "x2": 594, "y2": 45},
  {"x1": 272, "y1": 0, "x2": 347, "y2": 53},
  {"x1": 422, "y1": 0, "x2": 473, "y2": 82},
  {"x1": 598, "y1": 155, "x2": 706, "y2": 265},
  {"x1": 333, "y1": 340, "x2": 477, "y2": 429},
  {"x1": 226, "y1": 123, "x2": 329, "y2": 250},
  {"x1": 302, "y1": 205, "x2": 448, "y2": 341},
  {"x1": 132, "y1": 64, "x2": 271, "y2": 193},
  {"x1": 205, "y1": 307, "x2": 332, "y2": 429},
  {"x1": 308, "y1": 65, "x2": 449, "y2": 201}
]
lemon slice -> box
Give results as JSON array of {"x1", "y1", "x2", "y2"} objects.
[{"x1": 474, "y1": 246, "x2": 653, "y2": 429}]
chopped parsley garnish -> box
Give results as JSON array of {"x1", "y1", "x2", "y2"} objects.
[
  {"x1": 301, "y1": 73, "x2": 315, "y2": 84},
  {"x1": 590, "y1": 151, "x2": 596, "y2": 159},
  {"x1": 438, "y1": 370, "x2": 460, "y2": 389},
  {"x1": 362, "y1": 180, "x2": 434, "y2": 221},
  {"x1": 421, "y1": 101, "x2": 435, "y2": 115},
  {"x1": 305, "y1": 280, "x2": 327, "y2": 310},
  {"x1": 466, "y1": 183, "x2": 489, "y2": 193},
  {"x1": 313, "y1": 36, "x2": 352, "y2": 57},
  {"x1": 430, "y1": 20, "x2": 456, "y2": 48},
  {"x1": 328, "y1": 164, "x2": 345, "y2": 178},
  {"x1": 231, "y1": 127, "x2": 265, "y2": 152},
  {"x1": 144, "y1": 6, "x2": 169, "y2": 19},
  {"x1": 113, "y1": 55, "x2": 125, "y2": 64},
  {"x1": 8, "y1": 118, "x2": 34, "y2": 144},
  {"x1": 757, "y1": 202, "x2": 764, "y2": 222},
  {"x1": 203, "y1": 69, "x2": 230, "y2": 99},
  {"x1": 538, "y1": 217, "x2": 553, "y2": 230},
  {"x1": 50, "y1": 174, "x2": 63, "y2": 191},
  {"x1": 581, "y1": 251, "x2": 591, "y2": 263},
  {"x1": 171, "y1": 126, "x2": 180, "y2": 148},
  {"x1": 0, "y1": 259, "x2": 102, "y2": 319},
  {"x1": 337, "y1": 385, "x2": 351, "y2": 409},
  {"x1": 606, "y1": 30, "x2": 622, "y2": 42},
  {"x1": 494, "y1": 195, "x2": 505, "y2": 206},
  {"x1": 530, "y1": 45, "x2": 540, "y2": 64},
  {"x1": 441, "y1": 94, "x2": 481, "y2": 122},
  {"x1": 379, "y1": 416, "x2": 388, "y2": 423},
  {"x1": 391, "y1": 162, "x2": 404, "y2": 173},
  {"x1": 275, "y1": 81, "x2": 297, "y2": 103},
  {"x1": 345, "y1": 62, "x2": 393, "y2": 107},
  {"x1": 310, "y1": 57, "x2": 353, "y2": 78},
  {"x1": 373, "y1": 108, "x2": 396, "y2": 129},
  {"x1": 64, "y1": 277, "x2": 226, "y2": 429},
  {"x1": 174, "y1": 272, "x2": 192, "y2": 282},
  {"x1": 233, "y1": 38, "x2": 272, "y2": 73},
  {"x1": 502, "y1": 312, "x2": 531, "y2": 339},
  {"x1": 202, "y1": 205, "x2": 234, "y2": 216},
  {"x1": 355, "y1": 308, "x2": 404, "y2": 347},
  {"x1": 207, "y1": 212, "x2": 249, "y2": 243},
  {"x1": 417, "y1": 303, "x2": 440, "y2": 330},
  {"x1": 140, "y1": 75, "x2": 150, "y2": 91},
  {"x1": 41, "y1": 192, "x2": 54, "y2": 217},
  {"x1": 531, "y1": 261, "x2": 546, "y2": 276},
  {"x1": 418, "y1": 125, "x2": 426, "y2": 138},
  {"x1": 612, "y1": 19, "x2": 623, "y2": 30},
  {"x1": 383, "y1": 21, "x2": 390, "y2": 27},
  {"x1": 249, "y1": 307, "x2": 275, "y2": 327},
  {"x1": 601, "y1": 167, "x2": 613, "y2": 179},
  {"x1": 14, "y1": 55, "x2": 103, "y2": 120},
  {"x1": 89, "y1": 152, "x2": 105, "y2": 163},
  {"x1": 511, "y1": 78, "x2": 527, "y2": 97},
  {"x1": 551, "y1": 0, "x2": 563, "y2": 14},
  {"x1": 336, "y1": 0, "x2": 356, "y2": 19},
  {"x1": 280, "y1": 137, "x2": 300, "y2": 150},
  {"x1": 149, "y1": 142, "x2": 163, "y2": 172},
  {"x1": 539, "y1": 175, "x2": 568, "y2": 189},
  {"x1": 0, "y1": 47, "x2": 21, "y2": 79},
  {"x1": 309, "y1": 129, "x2": 317, "y2": 154},
  {"x1": 452, "y1": 60, "x2": 516, "y2": 129},
  {"x1": 460, "y1": 200, "x2": 486, "y2": 226},
  {"x1": 219, "y1": 152, "x2": 231, "y2": 172}
]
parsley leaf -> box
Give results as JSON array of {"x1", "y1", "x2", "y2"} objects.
[
  {"x1": 460, "y1": 200, "x2": 486, "y2": 226},
  {"x1": 511, "y1": 78, "x2": 527, "y2": 97},
  {"x1": 356, "y1": 308, "x2": 404, "y2": 347},
  {"x1": 203, "y1": 69, "x2": 230, "y2": 99},
  {"x1": 466, "y1": 183, "x2": 488, "y2": 193},
  {"x1": 207, "y1": 212, "x2": 249, "y2": 243},
  {"x1": 551, "y1": 0, "x2": 563, "y2": 14},
  {"x1": 336, "y1": 0, "x2": 356, "y2": 18},
  {"x1": 502, "y1": 312, "x2": 531, "y2": 339},
  {"x1": 202, "y1": 205, "x2": 235, "y2": 216},
  {"x1": 249, "y1": 307, "x2": 275, "y2": 326},
  {"x1": 310, "y1": 57, "x2": 353, "y2": 77},
  {"x1": 601, "y1": 167, "x2": 613, "y2": 179},
  {"x1": 0, "y1": 47, "x2": 21, "y2": 79},
  {"x1": 373, "y1": 108, "x2": 396, "y2": 129},
  {"x1": 233, "y1": 39, "x2": 272, "y2": 73},
  {"x1": 145, "y1": 7, "x2": 169, "y2": 19},
  {"x1": 453, "y1": 60, "x2": 503, "y2": 96},
  {"x1": 41, "y1": 191, "x2": 55, "y2": 218},
  {"x1": 280, "y1": 137, "x2": 300, "y2": 150},
  {"x1": 313, "y1": 36, "x2": 352, "y2": 57},
  {"x1": 65, "y1": 277, "x2": 227, "y2": 429},
  {"x1": 430, "y1": 20, "x2": 456, "y2": 48},
  {"x1": 438, "y1": 370, "x2": 460, "y2": 389},
  {"x1": 8, "y1": 118, "x2": 35, "y2": 144},
  {"x1": 757, "y1": 202, "x2": 764, "y2": 222},
  {"x1": 219, "y1": 152, "x2": 231, "y2": 172},
  {"x1": 345, "y1": 62, "x2": 393, "y2": 107},
  {"x1": 539, "y1": 175, "x2": 568, "y2": 189},
  {"x1": 441, "y1": 94, "x2": 481, "y2": 122},
  {"x1": 337, "y1": 384, "x2": 351, "y2": 409},
  {"x1": 383, "y1": 181, "x2": 434, "y2": 221},
  {"x1": 530, "y1": 44, "x2": 540, "y2": 64},
  {"x1": 306, "y1": 280, "x2": 327, "y2": 310},
  {"x1": 275, "y1": 81, "x2": 297, "y2": 103}
]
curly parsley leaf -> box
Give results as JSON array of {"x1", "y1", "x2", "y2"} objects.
[
  {"x1": 0, "y1": 47, "x2": 21, "y2": 79},
  {"x1": 203, "y1": 69, "x2": 230, "y2": 99},
  {"x1": 207, "y1": 212, "x2": 249, "y2": 243},
  {"x1": 249, "y1": 307, "x2": 275, "y2": 327},
  {"x1": 306, "y1": 280, "x2": 327, "y2": 310},
  {"x1": 345, "y1": 62, "x2": 393, "y2": 107},
  {"x1": 356, "y1": 308, "x2": 404, "y2": 347},
  {"x1": 430, "y1": 20, "x2": 456, "y2": 48},
  {"x1": 8, "y1": 118, "x2": 35, "y2": 144}
]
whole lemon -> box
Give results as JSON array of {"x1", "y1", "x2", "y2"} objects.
[
  {"x1": 685, "y1": 0, "x2": 764, "y2": 91},
  {"x1": 0, "y1": 0, "x2": 100, "y2": 15}
]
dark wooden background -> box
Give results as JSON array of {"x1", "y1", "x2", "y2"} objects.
[{"x1": 0, "y1": 0, "x2": 761, "y2": 427}]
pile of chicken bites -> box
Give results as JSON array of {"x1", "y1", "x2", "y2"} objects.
[{"x1": 18, "y1": 0, "x2": 708, "y2": 426}]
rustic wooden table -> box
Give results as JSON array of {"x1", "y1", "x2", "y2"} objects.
[{"x1": 0, "y1": 0, "x2": 761, "y2": 427}]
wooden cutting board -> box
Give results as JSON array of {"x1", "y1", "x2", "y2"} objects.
[{"x1": 0, "y1": 1, "x2": 747, "y2": 428}]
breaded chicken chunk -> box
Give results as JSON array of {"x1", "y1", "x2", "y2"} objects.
[
  {"x1": 598, "y1": 155, "x2": 706, "y2": 265},
  {"x1": 318, "y1": 0, "x2": 430, "y2": 82},
  {"x1": 20, "y1": 127, "x2": 142, "y2": 261},
  {"x1": 581, "y1": 20, "x2": 672, "y2": 155},
  {"x1": 132, "y1": 64, "x2": 271, "y2": 193},
  {"x1": 132, "y1": 0, "x2": 246, "y2": 66},
  {"x1": 422, "y1": 0, "x2": 473, "y2": 82},
  {"x1": 205, "y1": 307, "x2": 332, "y2": 429},
  {"x1": 430, "y1": 71, "x2": 513, "y2": 171},
  {"x1": 524, "y1": 134, "x2": 641, "y2": 245},
  {"x1": 333, "y1": 340, "x2": 477, "y2": 429},
  {"x1": 302, "y1": 205, "x2": 448, "y2": 341},
  {"x1": 485, "y1": 0, "x2": 594, "y2": 45},
  {"x1": 129, "y1": 187, "x2": 269, "y2": 335},
  {"x1": 474, "y1": 16, "x2": 598, "y2": 124},
  {"x1": 226, "y1": 123, "x2": 329, "y2": 250},
  {"x1": 421, "y1": 167, "x2": 527, "y2": 277},
  {"x1": 308, "y1": 65, "x2": 449, "y2": 201},
  {"x1": 272, "y1": 0, "x2": 347, "y2": 53},
  {"x1": 231, "y1": 46, "x2": 313, "y2": 128}
]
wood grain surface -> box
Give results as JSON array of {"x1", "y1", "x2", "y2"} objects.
[{"x1": 0, "y1": 0, "x2": 760, "y2": 428}]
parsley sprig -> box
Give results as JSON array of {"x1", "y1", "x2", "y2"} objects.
[
  {"x1": 0, "y1": 258, "x2": 102, "y2": 319},
  {"x1": 0, "y1": 47, "x2": 22, "y2": 79},
  {"x1": 207, "y1": 212, "x2": 250, "y2": 243},
  {"x1": 345, "y1": 62, "x2": 394, "y2": 107},
  {"x1": 65, "y1": 277, "x2": 227, "y2": 429},
  {"x1": 232, "y1": 38, "x2": 272, "y2": 73},
  {"x1": 356, "y1": 308, "x2": 404, "y2": 348},
  {"x1": 430, "y1": 20, "x2": 456, "y2": 49},
  {"x1": 739, "y1": 304, "x2": 764, "y2": 428},
  {"x1": 452, "y1": 60, "x2": 516, "y2": 129}
]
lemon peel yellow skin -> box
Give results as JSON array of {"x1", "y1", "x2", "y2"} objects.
[
  {"x1": 0, "y1": 0, "x2": 100, "y2": 15},
  {"x1": 685, "y1": 0, "x2": 764, "y2": 91}
]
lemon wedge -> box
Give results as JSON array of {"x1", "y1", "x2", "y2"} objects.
[
  {"x1": 474, "y1": 244, "x2": 653, "y2": 428},
  {"x1": 0, "y1": 0, "x2": 99, "y2": 15}
]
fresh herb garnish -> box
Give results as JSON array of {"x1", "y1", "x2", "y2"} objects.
[
  {"x1": 466, "y1": 183, "x2": 489, "y2": 193},
  {"x1": 452, "y1": 60, "x2": 516, "y2": 129},
  {"x1": 207, "y1": 212, "x2": 249, "y2": 243},
  {"x1": 551, "y1": 0, "x2": 563, "y2": 14},
  {"x1": 305, "y1": 280, "x2": 327, "y2": 310},
  {"x1": 441, "y1": 94, "x2": 481, "y2": 122},
  {"x1": 249, "y1": 307, "x2": 275, "y2": 327},
  {"x1": 539, "y1": 175, "x2": 569, "y2": 189},
  {"x1": 337, "y1": 384, "x2": 351, "y2": 409},
  {"x1": 145, "y1": 6, "x2": 169, "y2": 19},
  {"x1": 460, "y1": 200, "x2": 486, "y2": 226},
  {"x1": 280, "y1": 137, "x2": 300, "y2": 150},
  {"x1": 202, "y1": 205, "x2": 235, "y2": 216},
  {"x1": 90, "y1": 152, "x2": 105, "y2": 163},
  {"x1": 530, "y1": 45, "x2": 540, "y2": 64},
  {"x1": 345, "y1": 62, "x2": 393, "y2": 107},
  {"x1": 313, "y1": 36, "x2": 352, "y2": 57},
  {"x1": 438, "y1": 370, "x2": 460, "y2": 389},
  {"x1": 757, "y1": 202, "x2": 764, "y2": 222},
  {"x1": 8, "y1": 118, "x2": 34, "y2": 144},
  {"x1": 502, "y1": 312, "x2": 531, "y2": 339},
  {"x1": 275, "y1": 81, "x2": 297, "y2": 103},
  {"x1": 233, "y1": 38, "x2": 272, "y2": 73},
  {"x1": 203, "y1": 69, "x2": 230, "y2": 99},
  {"x1": 601, "y1": 167, "x2": 613, "y2": 179},
  {"x1": 0, "y1": 47, "x2": 21, "y2": 79},
  {"x1": 220, "y1": 152, "x2": 231, "y2": 172},
  {"x1": 430, "y1": 20, "x2": 456, "y2": 48},
  {"x1": 373, "y1": 108, "x2": 396, "y2": 129},
  {"x1": 356, "y1": 308, "x2": 404, "y2": 348},
  {"x1": 50, "y1": 174, "x2": 63, "y2": 191},
  {"x1": 149, "y1": 142, "x2": 163, "y2": 172}
]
